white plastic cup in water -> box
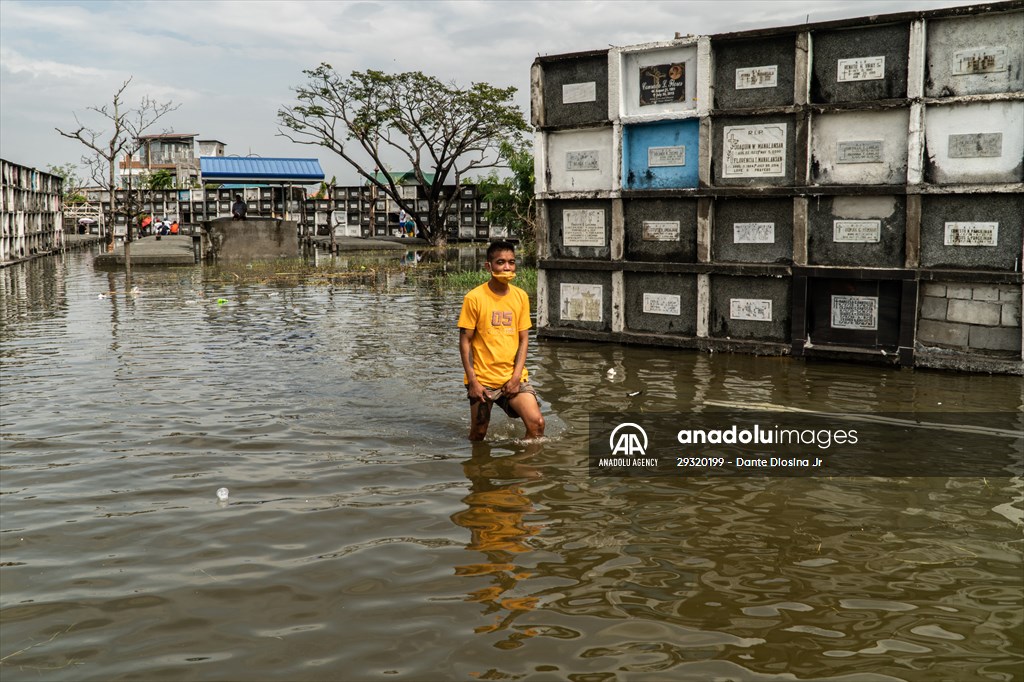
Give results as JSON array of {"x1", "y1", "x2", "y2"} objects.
[{"x1": 216, "y1": 487, "x2": 229, "y2": 501}]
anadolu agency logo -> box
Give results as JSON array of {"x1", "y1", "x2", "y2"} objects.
[
  {"x1": 594, "y1": 419, "x2": 659, "y2": 471},
  {"x1": 609, "y1": 422, "x2": 648, "y2": 456}
]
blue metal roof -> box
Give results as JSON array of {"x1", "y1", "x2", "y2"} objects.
[{"x1": 200, "y1": 157, "x2": 325, "y2": 184}]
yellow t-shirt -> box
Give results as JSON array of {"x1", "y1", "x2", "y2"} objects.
[{"x1": 458, "y1": 282, "x2": 532, "y2": 387}]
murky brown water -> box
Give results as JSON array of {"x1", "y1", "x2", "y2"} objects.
[{"x1": 2, "y1": 249, "x2": 1021, "y2": 681}]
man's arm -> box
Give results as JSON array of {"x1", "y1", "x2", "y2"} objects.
[{"x1": 459, "y1": 328, "x2": 486, "y2": 401}]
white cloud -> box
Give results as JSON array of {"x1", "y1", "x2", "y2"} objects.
[
  {"x1": 0, "y1": 0, "x2": 98, "y2": 33},
  {"x1": 0, "y1": 46, "x2": 111, "y2": 80}
]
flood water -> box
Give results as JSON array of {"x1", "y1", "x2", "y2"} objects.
[{"x1": 1, "y1": 249, "x2": 1021, "y2": 682}]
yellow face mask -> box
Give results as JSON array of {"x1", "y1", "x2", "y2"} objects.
[{"x1": 491, "y1": 271, "x2": 516, "y2": 283}]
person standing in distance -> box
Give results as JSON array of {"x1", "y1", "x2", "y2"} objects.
[
  {"x1": 232, "y1": 194, "x2": 247, "y2": 221},
  {"x1": 458, "y1": 241, "x2": 545, "y2": 441}
]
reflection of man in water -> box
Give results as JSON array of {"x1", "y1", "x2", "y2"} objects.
[{"x1": 451, "y1": 442, "x2": 544, "y2": 644}]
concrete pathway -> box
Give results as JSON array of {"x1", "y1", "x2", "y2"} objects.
[
  {"x1": 94, "y1": 235, "x2": 197, "y2": 266},
  {"x1": 8, "y1": 233, "x2": 431, "y2": 269}
]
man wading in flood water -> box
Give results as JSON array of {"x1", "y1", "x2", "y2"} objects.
[{"x1": 458, "y1": 241, "x2": 545, "y2": 441}]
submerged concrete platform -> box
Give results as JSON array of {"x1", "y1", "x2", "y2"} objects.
[
  {"x1": 308, "y1": 236, "x2": 429, "y2": 251},
  {"x1": 63, "y1": 234, "x2": 107, "y2": 250},
  {"x1": 94, "y1": 235, "x2": 197, "y2": 266},
  {"x1": 1, "y1": 234, "x2": 106, "y2": 267}
]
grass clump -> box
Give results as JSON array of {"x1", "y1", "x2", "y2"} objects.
[
  {"x1": 437, "y1": 267, "x2": 536, "y2": 297},
  {"x1": 201, "y1": 248, "x2": 536, "y2": 298}
]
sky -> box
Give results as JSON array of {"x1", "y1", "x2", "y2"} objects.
[{"x1": 0, "y1": 0, "x2": 983, "y2": 185}]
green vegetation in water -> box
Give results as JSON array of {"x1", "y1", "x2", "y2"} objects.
[
  {"x1": 437, "y1": 267, "x2": 536, "y2": 296},
  {"x1": 203, "y1": 250, "x2": 536, "y2": 298},
  {"x1": 204, "y1": 258, "x2": 393, "y2": 285}
]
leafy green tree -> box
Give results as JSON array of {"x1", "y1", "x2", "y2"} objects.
[
  {"x1": 278, "y1": 66, "x2": 529, "y2": 246},
  {"x1": 143, "y1": 169, "x2": 175, "y2": 190},
  {"x1": 312, "y1": 175, "x2": 337, "y2": 200},
  {"x1": 46, "y1": 163, "x2": 86, "y2": 203},
  {"x1": 478, "y1": 141, "x2": 536, "y2": 247}
]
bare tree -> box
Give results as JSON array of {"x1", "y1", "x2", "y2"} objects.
[
  {"x1": 279, "y1": 66, "x2": 529, "y2": 246},
  {"x1": 57, "y1": 77, "x2": 178, "y2": 254}
]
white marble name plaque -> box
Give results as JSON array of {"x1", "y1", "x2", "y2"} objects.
[
  {"x1": 952, "y1": 47, "x2": 1008, "y2": 75},
  {"x1": 642, "y1": 220, "x2": 681, "y2": 241},
  {"x1": 733, "y1": 222, "x2": 775, "y2": 244},
  {"x1": 944, "y1": 222, "x2": 998, "y2": 247},
  {"x1": 722, "y1": 124, "x2": 787, "y2": 178},
  {"x1": 730, "y1": 298, "x2": 773, "y2": 322},
  {"x1": 566, "y1": 150, "x2": 600, "y2": 171},
  {"x1": 648, "y1": 145, "x2": 686, "y2": 167},
  {"x1": 837, "y1": 56, "x2": 885, "y2": 82},
  {"x1": 643, "y1": 293, "x2": 681, "y2": 316},
  {"x1": 560, "y1": 283, "x2": 603, "y2": 322},
  {"x1": 736, "y1": 65, "x2": 778, "y2": 90},
  {"x1": 837, "y1": 140, "x2": 884, "y2": 164},
  {"x1": 948, "y1": 133, "x2": 1003, "y2": 159},
  {"x1": 831, "y1": 295, "x2": 878, "y2": 330},
  {"x1": 563, "y1": 209, "x2": 606, "y2": 246},
  {"x1": 833, "y1": 220, "x2": 881, "y2": 243},
  {"x1": 562, "y1": 81, "x2": 597, "y2": 104}
]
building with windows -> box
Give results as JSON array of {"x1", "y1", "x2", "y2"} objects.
[
  {"x1": 306, "y1": 171, "x2": 501, "y2": 240},
  {"x1": 119, "y1": 134, "x2": 226, "y2": 188},
  {"x1": 71, "y1": 158, "x2": 505, "y2": 242}
]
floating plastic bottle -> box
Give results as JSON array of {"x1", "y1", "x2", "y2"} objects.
[{"x1": 216, "y1": 487, "x2": 229, "y2": 501}]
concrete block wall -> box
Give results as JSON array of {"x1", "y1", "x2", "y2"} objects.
[
  {"x1": 202, "y1": 217, "x2": 299, "y2": 261},
  {"x1": 1, "y1": 159, "x2": 63, "y2": 266},
  {"x1": 918, "y1": 282, "x2": 1021, "y2": 351},
  {"x1": 533, "y1": 2, "x2": 1023, "y2": 374}
]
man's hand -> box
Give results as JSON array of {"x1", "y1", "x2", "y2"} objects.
[
  {"x1": 466, "y1": 379, "x2": 488, "y2": 403},
  {"x1": 503, "y1": 376, "x2": 521, "y2": 396}
]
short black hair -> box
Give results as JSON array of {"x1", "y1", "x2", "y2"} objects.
[{"x1": 486, "y1": 240, "x2": 516, "y2": 261}]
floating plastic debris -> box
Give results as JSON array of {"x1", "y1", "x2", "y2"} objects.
[
  {"x1": 217, "y1": 298, "x2": 228, "y2": 305},
  {"x1": 216, "y1": 487, "x2": 229, "y2": 501}
]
